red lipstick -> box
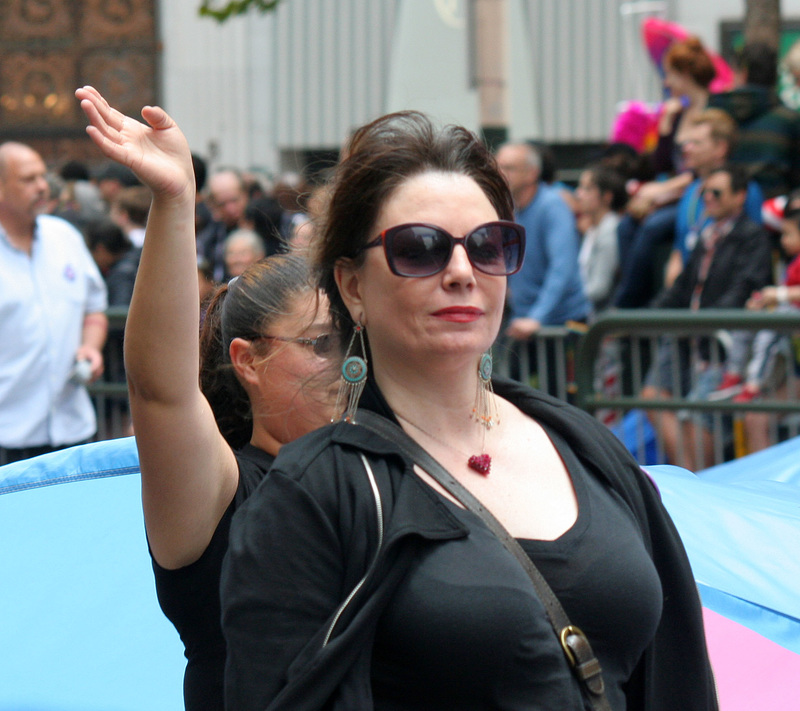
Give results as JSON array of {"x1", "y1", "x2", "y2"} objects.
[{"x1": 432, "y1": 306, "x2": 483, "y2": 323}]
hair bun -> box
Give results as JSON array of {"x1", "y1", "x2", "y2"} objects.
[{"x1": 684, "y1": 36, "x2": 704, "y2": 54}]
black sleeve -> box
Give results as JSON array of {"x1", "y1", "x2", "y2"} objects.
[
  {"x1": 651, "y1": 252, "x2": 697, "y2": 308},
  {"x1": 651, "y1": 109, "x2": 682, "y2": 176},
  {"x1": 221, "y1": 470, "x2": 346, "y2": 711},
  {"x1": 713, "y1": 226, "x2": 773, "y2": 309}
]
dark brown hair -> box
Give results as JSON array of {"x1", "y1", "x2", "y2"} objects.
[
  {"x1": 199, "y1": 252, "x2": 317, "y2": 448},
  {"x1": 708, "y1": 163, "x2": 749, "y2": 194},
  {"x1": 733, "y1": 42, "x2": 778, "y2": 88},
  {"x1": 314, "y1": 110, "x2": 513, "y2": 340},
  {"x1": 664, "y1": 37, "x2": 716, "y2": 89},
  {"x1": 583, "y1": 164, "x2": 629, "y2": 212}
]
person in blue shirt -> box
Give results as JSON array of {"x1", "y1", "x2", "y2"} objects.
[
  {"x1": 664, "y1": 109, "x2": 764, "y2": 289},
  {"x1": 496, "y1": 142, "x2": 590, "y2": 339},
  {"x1": 615, "y1": 109, "x2": 764, "y2": 306}
]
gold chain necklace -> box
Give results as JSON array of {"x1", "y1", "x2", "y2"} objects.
[{"x1": 394, "y1": 412, "x2": 492, "y2": 475}]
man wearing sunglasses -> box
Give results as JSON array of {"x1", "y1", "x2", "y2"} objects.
[
  {"x1": 614, "y1": 109, "x2": 764, "y2": 310},
  {"x1": 496, "y1": 142, "x2": 589, "y2": 341},
  {"x1": 664, "y1": 109, "x2": 765, "y2": 290},
  {"x1": 640, "y1": 164, "x2": 773, "y2": 470}
]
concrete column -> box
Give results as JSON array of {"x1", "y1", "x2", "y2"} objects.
[{"x1": 472, "y1": 0, "x2": 508, "y2": 146}]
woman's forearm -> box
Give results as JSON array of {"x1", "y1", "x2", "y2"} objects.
[{"x1": 124, "y1": 191, "x2": 200, "y2": 404}]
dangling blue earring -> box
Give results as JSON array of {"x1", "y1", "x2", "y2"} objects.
[
  {"x1": 471, "y1": 351, "x2": 498, "y2": 429},
  {"x1": 335, "y1": 322, "x2": 368, "y2": 423}
]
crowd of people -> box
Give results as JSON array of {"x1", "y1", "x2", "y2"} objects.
[
  {"x1": 0, "y1": 119, "x2": 319, "y2": 463},
  {"x1": 3, "y1": 33, "x2": 800, "y2": 709},
  {"x1": 492, "y1": 39, "x2": 800, "y2": 466},
  {"x1": 4, "y1": 38, "x2": 800, "y2": 463}
]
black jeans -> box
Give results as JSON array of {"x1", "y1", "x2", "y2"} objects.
[{"x1": 0, "y1": 440, "x2": 90, "y2": 466}]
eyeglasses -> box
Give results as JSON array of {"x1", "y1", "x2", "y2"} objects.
[
  {"x1": 258, "y1": 334, "x2": 336, "y2": 357},
  {"x1": 702, "y1": 188, "x2": 724, "y2": 200},
  {"x1": 361, "y1": 221, "x2": 525, "y2": 278}
]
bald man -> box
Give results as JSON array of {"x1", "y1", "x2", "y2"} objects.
[
  {"x1": 196, "y1": 169, "x2": 251, "y2": 281},
  {"x1": 496, "y1": 142, "x2": 589, "y2": 339},
  {"x1": 0, "y1": 142, "x2": 108, "y2": 463}
]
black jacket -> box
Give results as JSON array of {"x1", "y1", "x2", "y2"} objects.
[
  {"x1": 221, "y1": 378, "x2": 718, "y2": 711},
  {"x1": 709, "y1": 86, "x2": 800, "y2": 198},
  {"x1": 653, "y1": 213, "x2": 772, "y2": 310}
]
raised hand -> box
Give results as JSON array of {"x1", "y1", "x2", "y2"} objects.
[{"x1": 75, "y1": 85, "x2": 194, "y2": 202}]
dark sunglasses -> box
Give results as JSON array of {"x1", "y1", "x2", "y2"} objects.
[
  {"x1": 702, "y1": 188, "x2": 724, "y2": 200},
  {"x1": 258, "y1": 334, "x2": 336, "y2": 357},
  {"x1": 361, "y1": 221, "x2": 525, "y2": 278}
]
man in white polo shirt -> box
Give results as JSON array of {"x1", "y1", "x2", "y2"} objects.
[{"x1": 0, "y1": 142, "x2": 108, "y2": 464}]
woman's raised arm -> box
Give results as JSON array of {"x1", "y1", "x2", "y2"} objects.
[{"x1": 76, "y1": 86, "x2": 238, "y2": 569}]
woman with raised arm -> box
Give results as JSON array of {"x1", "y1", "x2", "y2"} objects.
[
  {"x1": 75, "y1": 86, "x2": 335, "y2": 710},
  {"x1": 220, "y1": 111, "x2": 718, "y2": 710}
]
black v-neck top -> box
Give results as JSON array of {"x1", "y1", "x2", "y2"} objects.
[{"x1": 370, "y1": 426, "x2": 663, "y2": 710}]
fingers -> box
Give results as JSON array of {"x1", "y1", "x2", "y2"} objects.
[
  {"x1": 77, "y1": 92, "x2": 124, "y2": 158},
  {"x1": 75, "y1": 85, "x2": 124, "y2": 133},
  {"x1": 141, "y1": 104, "x2": 175, "y2": 131},
  {"x1": 76, "y1": 85, "x2": 174, "y2": 146}
]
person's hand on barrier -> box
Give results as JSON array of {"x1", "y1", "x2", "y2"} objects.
[
  {"x1": 746, "y1": 285, "x2": 795, "y2": 310},
  {"x1": 75, "y1": 86, "x2": 194, "y2": 205},
  {"x1": 746, "y1": 289, "x2": 768, "y2": 310},
  {"x1": 505, "y1": 317, "x2": 541, "y2": 340}
]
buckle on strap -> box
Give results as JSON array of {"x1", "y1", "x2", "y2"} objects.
[{"x1": 559, "y1": 625, "x2": 605, "y2": 696}]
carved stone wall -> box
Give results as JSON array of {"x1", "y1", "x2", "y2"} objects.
[{"x1": 0, "y1": 0, "x2": 159, "y2": 168}]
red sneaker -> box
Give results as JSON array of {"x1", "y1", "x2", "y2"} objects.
[
  {"x1": 733, "y1": 385, "x2": 760, "y2": 404},
  {"x1": 708, "y1": 373, "x2": 744, "y2": 401}
]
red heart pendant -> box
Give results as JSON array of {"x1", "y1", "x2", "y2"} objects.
[{"x1": 467, "y1": 453, "x2": 491, "y2": 475}]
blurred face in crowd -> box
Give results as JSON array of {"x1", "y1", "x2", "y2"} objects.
[
  {"x1": 701, "y1": 171, "x2": 745, "y2": 222},
  {"x1": 224, "y1": 233, "x2": 264, "y2": 278},
  {"x1": 575, "y1": 170, "x2": 610, "y2": 223},
  {"x1": 0, "y1": 143, "x2": 49, "y2": 225},
  {"x1": 780, "y1": 218, "x2": 800, "y2": 258},
  {"x1": 663, "y1": 65, "x2": 693, "y2": 97},
  {"x1": 681, "y1": 123, "x2": 727, "y2": 175},
  {"x1": 208, "y1": 171, "x2": 248, "y2": 228},
  {"x1": 496, "y1": 144, "x2": 539, "y2": 206}
]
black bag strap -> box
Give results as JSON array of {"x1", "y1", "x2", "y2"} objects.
[{"x1": 356, "y1": 411, "x2": 611, "y2": 711}]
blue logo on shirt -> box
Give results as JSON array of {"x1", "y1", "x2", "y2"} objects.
[{"x1": 64, "y1": 264, "x2": 76, "y2": 282}]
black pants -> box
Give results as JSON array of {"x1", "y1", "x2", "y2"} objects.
[{"x1": 0, "y1": 440, "x2": 89, "y2": 466}]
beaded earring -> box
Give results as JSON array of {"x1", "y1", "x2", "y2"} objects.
[
  {"x1": 472, "y1": 351, "x2": 499, "y2": 430},
  {"x1": 467, "y1": 351, "x2": 498, "y2": 474},
  {"x1": 335, "y1": 322, "x2": 368, "y2": 423}
]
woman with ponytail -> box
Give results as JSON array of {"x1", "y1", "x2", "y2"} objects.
[{"x1": 76, "y1": 86, "x2": 336, "y2": 710}]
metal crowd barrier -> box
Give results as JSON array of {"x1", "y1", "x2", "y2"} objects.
[
  {"x1": 494, "y1": 324, "x2": 586, "y2": 403},
  {"x1": 89, "y1": 307, "x2": 130, "y2": 440},
  {"x1": 574, "y1": 310, "x2": 800, "y2": 468},
  {"x1": 92, "y1": 308, "x2": 800, "y2": 468}
]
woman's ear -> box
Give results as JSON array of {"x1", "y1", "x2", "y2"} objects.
[
  {"x1": 229, "y1": 337, "x2": 261, "y2": 386},
  {"x1": 334, "y1": 259, "x2": 365, "y2": 323}
]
